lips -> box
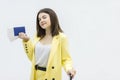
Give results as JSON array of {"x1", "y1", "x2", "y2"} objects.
[{"x1": 41, "y1": 22, "x2": 46, "y2": 26}]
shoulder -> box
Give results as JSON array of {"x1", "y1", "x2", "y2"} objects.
[
  {"x1": 59, "y1": 32, "x2": 67, "y2": 38},
  {"x1": 58, "y1": 32, "x2": 68, "y2": 41}
]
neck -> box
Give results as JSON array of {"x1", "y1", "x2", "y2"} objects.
[{"x1": 45, "y1": 28, "x2": 51, "y2": 36}]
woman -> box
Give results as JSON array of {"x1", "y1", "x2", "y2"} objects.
[{"x1": 18, "y1": 8, "x2": 76, "y2": 80}]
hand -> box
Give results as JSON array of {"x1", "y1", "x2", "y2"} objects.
[
  {"x1": 18, "y1": 32, "x2": 29, "y2": 42},
  {"x1": 67, "y1": 68, "x2": 76, "y2": 79}
]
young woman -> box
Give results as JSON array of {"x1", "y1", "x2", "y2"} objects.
[{"x1": 18, "y1": 8, "x2": 76, "y2": 80}]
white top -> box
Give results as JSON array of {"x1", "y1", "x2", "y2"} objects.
[{"x1": 35, "y1": 42, "x2": 51, "y2": 67}]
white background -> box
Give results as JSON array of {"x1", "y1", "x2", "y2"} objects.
[{"x1": 0, "y1": 0, "x2": 120, "y2": 80}]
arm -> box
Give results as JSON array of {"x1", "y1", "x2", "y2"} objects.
[
  {"x1": 61, "y1": 34, "x2": 76, "y2": 78},
  {"x1": 19, "y1": 32, "x2": 34, "y2": 61},
  {"x1": 22, "y1": 39, "x2": 34, "y2": 61},
  {"x1": 61, "y1": 35, "x2": 73, "y2": 72}
]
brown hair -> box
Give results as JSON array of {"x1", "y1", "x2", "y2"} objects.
[{"x1": 36, "y1": 8, "x2": 63, "y2": 38}]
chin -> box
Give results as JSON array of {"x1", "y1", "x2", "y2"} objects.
[{"x1": 41, "y1": 27, "x2": 47, "y2": 29}]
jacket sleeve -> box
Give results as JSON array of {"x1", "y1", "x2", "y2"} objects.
[
  {"x1": 61, "y1": 35, "x2": 73, "y2": 72},
  {"x1": 22, "y1": 39, "x2": 34, "y2": 62}
]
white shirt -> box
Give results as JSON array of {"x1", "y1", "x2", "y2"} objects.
[{"x1": 35, "y1": 42, "x2": 51, "y2": 67}]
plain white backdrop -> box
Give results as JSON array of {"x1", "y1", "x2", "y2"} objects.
[{"x1": 0, "y1": 0, "x2": 120, "y2": 80}]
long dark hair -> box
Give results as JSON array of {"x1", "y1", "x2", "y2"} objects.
[{"x1": 36, "y1": 8, "x2": 63, "y2": 38}]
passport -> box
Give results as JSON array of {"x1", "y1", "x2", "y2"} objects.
[
  {"x1": 7, "y1": 26, "x2": 26, "y2": 41},
  {"x1": 13, "y1": 26, "x2": 26, "y2": 36}
]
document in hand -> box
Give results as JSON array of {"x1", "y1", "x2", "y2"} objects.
[
  {"x1": 7, "y1": 26, "x2": 26, "y2": 41},
  {"x1": 13, "y1": 26, "x2": 26, "y2": 36}
]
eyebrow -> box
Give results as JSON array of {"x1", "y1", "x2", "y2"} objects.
[
  {"x1": 39, "y1": 15, "x2": 47, "y2": 19},
  {"x1": 42, "y1": 15, "x2": 47, "y2": 17}
]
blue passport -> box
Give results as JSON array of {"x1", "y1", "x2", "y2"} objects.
[{"x1": 13, "y1": 26, "x2": 26, "y2": 36}]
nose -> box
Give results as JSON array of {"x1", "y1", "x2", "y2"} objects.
[
  {"x1": 40, "y1": 20, "x2": 44, "y2": 24},
  {"x1": 40, "y1": 18, "x2": 45, "y2": 23},
  {"x1": 40, "y1": 19, "x2": 45, "y2": 26}
]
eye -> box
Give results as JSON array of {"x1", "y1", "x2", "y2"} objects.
[{"x1": 42, "y1": 16, "x2": 47, "y2": 19}]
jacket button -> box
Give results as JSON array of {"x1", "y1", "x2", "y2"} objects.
[
  {"x1": 52, "y1": 78, "x2": 55, "y2": 80},
  {"x1": 45, "y1": 79, "x2": 47, "y2": 80},
  {"x1": 52, "y1": 66, "x2": 54, "y2": 69}
]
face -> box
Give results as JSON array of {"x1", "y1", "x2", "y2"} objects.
[{"x1": 38, "y1": 12, "x2": 51, "y2": 30}]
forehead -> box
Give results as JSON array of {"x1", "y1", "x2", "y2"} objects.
[{"x1": 38, "y1": 12, "x2": 49, "y2": 18}]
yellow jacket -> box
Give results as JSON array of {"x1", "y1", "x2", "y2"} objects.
[{"x1": 22, "y1": 32, "x2": 73, "y2": 80}]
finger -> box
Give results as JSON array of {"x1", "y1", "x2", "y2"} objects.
[{"x1": 70, "y1": 71, "x2": 76, "y2": 78}]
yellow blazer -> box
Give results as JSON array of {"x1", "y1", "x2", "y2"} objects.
[{"x1": 22, "y1": 32, "x2": 73, "y2": 80}]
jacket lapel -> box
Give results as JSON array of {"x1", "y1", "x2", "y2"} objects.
[{"x1": 47, "y1": 35, "x2": 59, "y2": 68}]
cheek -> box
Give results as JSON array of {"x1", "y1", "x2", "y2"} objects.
[
  {"x1": 39, "y1": 22, "x2": 41, "y2": 26},
  {"x1": 48, "y1": 22, "x2": 51, "y2": 26},
  {"x1": 48, "y1": 20, "x2": 51, "y2": 26}
]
